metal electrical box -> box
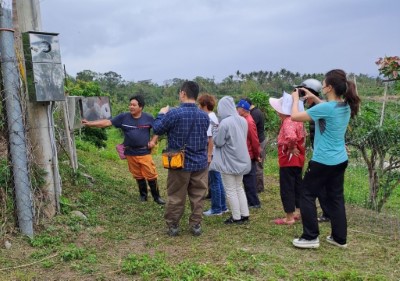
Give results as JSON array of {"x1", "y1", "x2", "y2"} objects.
[{"x1": 23, "y1": 31, "x2": 65, "y2": 102}]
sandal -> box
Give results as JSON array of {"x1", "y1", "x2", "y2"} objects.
[
  {"x1": 274, "y1": 218, "x2": 295, "y2": 225},
  {"x1": 293, "y1": 214, "x2": 301, "y2": 221}
]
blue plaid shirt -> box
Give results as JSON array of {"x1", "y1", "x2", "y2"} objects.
[{"x1": 153, "y1": 103, "x2": 209, "y2": 172}]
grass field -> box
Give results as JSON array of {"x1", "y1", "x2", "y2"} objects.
[{"x1": 0, "y1": 128, "x2": 399, "y2": 280}]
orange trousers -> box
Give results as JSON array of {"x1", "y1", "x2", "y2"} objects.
[{"x1": 126, "y1": 154, "x2": 158, "y2": 180}]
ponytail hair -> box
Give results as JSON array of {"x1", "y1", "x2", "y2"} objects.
[
  {"x1": 325, "y1": 69, "x2": 361, "y2": 118},
  {"x1": 344, "y1": 80, "x2": 360, "y2": 118}
]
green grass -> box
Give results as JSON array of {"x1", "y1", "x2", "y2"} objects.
[{"x1": 0, "y1": 128, "x2": 399, "y2": 280}]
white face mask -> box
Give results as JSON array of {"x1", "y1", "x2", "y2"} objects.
[{"x1": 321, "y1": 83, "x2": 328, "y2": 98}]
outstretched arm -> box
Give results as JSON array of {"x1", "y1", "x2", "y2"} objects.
[{"x1": 82, "y1": 119, "x2": 112, "y2": 128}]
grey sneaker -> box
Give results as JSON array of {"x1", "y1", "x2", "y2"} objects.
[
  {"x1": 326, "y1": 236, "x2": 347, "y2": 248},
  {"x1": 167, "y1": 225, "x2": 179, "y2": 237},
  {"x1": 203, "y1": 209, "x2": 222, "y2": 216},
  {"x1": 292, "y1": 237, "x2": 320, "y2": 249},
  {"x1": 317, "y1": 215, "x2": 330, "y2": 223},
  {"x1": 191, "y1": 224, "x2": 202, "y2": 236}
]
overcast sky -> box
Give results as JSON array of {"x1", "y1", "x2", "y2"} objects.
[{"x1": 40, "y1": 0, "x2": 399, "y2": 85}]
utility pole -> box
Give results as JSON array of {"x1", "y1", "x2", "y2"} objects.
[
  {"x1": 1, "y1": 0, "x2": 34, "y2": 237},
  {"x1": 14, "y1": 0, "x2": 60, "y2": 217}
]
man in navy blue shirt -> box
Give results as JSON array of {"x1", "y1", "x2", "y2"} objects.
[
  {"x1": 153, "y1": 81, "x2": 209, "y2": 237},
  {"x1": 82, "y1": 95, "x2": 165, "y2": 205}
]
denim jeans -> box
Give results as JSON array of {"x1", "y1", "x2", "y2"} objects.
[{"x1": 209, "y1": 170, "x2": 227, "y2": 213}]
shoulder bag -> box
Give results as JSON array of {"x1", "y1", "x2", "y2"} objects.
[{"x1": 162, "y1": 111, "x2": 196, "y2": 169}]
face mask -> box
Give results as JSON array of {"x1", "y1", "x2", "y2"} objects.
[{"x1": 321, "y1": 86, "x2": 328, "y2": 99}]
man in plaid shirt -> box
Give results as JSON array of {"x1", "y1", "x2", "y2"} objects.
[{"x1": 153, "y1": 81, "x2": 209, "y2": 237}]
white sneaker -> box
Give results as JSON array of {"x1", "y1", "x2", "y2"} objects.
[
  {"x1": 326, "y1": 236, "x2": 347, "y2": 248},
  {"x1": 292, "y1": 237, "x2": 320, "y2": 249},
  {"x1": 203, "y1": 209, "x2": 222, "y2": 216}
]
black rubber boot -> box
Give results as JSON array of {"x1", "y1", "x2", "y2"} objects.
[
  {"x1": 136, "y1": 179, "x2": 148, "y2": 202},
  {"x1": 148, "y1": 179, "x2": 165, "y2": 205}
]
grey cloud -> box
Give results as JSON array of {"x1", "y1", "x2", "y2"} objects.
[{"x1": 41, "y1": 0, "x2": 400, "y2": 84}]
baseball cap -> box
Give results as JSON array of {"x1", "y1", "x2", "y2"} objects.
[{"x1": 236, "y1": 99, "x2": 250, "y2": 111}]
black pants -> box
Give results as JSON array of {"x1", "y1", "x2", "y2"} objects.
[
  {"x1": 279, "y1": 167, "x2": 302, "y2": 213},
  {"x1": 318, "y1": 185, "x2": 330, "y2": 218},
  {"x1": 243, "y1": 160, "x2": 260, "y2": 206},
  {"x1": 300, "y1": 160, "x2": 348, "y2": 244}
]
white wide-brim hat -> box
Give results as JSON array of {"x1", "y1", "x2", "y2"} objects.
[{"x1": 269, "y1": 91, "x2": 304, "y2": 115}]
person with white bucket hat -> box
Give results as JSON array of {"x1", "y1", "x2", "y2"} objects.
[{"x1": 269, "y1": 92, "x2": 306, "y2": 225}]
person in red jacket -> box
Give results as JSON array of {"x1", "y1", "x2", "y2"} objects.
[
  {"x1": 269, "y1": 92, "x2": 306, "y2": 225},
  {"x1": 236, "y1": 99, "x2": 261, "y2": 209}
]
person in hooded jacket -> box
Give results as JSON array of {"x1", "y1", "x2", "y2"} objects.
[{"x1": 210, "y1": 96, "x2": 252, "y2": 224}]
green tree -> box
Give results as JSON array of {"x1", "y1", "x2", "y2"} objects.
[
  {"x1": 66, "y1": 80, "x2": 103, "y2": 97},
  {"x1": 67, "y1": 80, "x2": 109, "y2": 148},
  {"x1": 76, "y1": 70, "x2": 99, "y2": 82},
  {"x1": 194, "y1": 76, "x2": 217, "y2": 94},
  {"x1": 97, "y1": 71, "x2": 123, "y2": 94},
  {"x1": 240, "y1": 80, "x2": 260, "y2": 97},
  {"x1": 247, "y1": 91, "x2": 280, "y2": 141},
  {"x1": 347, "y1": 102, "x2": 400, "y2": 211}
]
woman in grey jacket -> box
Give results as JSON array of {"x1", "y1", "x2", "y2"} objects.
[{"x1": 210, "y1": 96, "x2": 252, "y2": 224}]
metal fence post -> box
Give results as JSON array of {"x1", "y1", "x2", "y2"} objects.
[{"x1": 0, "y1": 1, "x2": 34, "y2": 237}]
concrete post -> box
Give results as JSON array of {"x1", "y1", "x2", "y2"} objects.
[{"x1": 14, "y1": 0, "x2": 60, "y2": 217}]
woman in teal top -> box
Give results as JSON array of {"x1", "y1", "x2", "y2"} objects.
[{"x1": 290, "y1": 69, "x2": 361, "y2": 249}]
